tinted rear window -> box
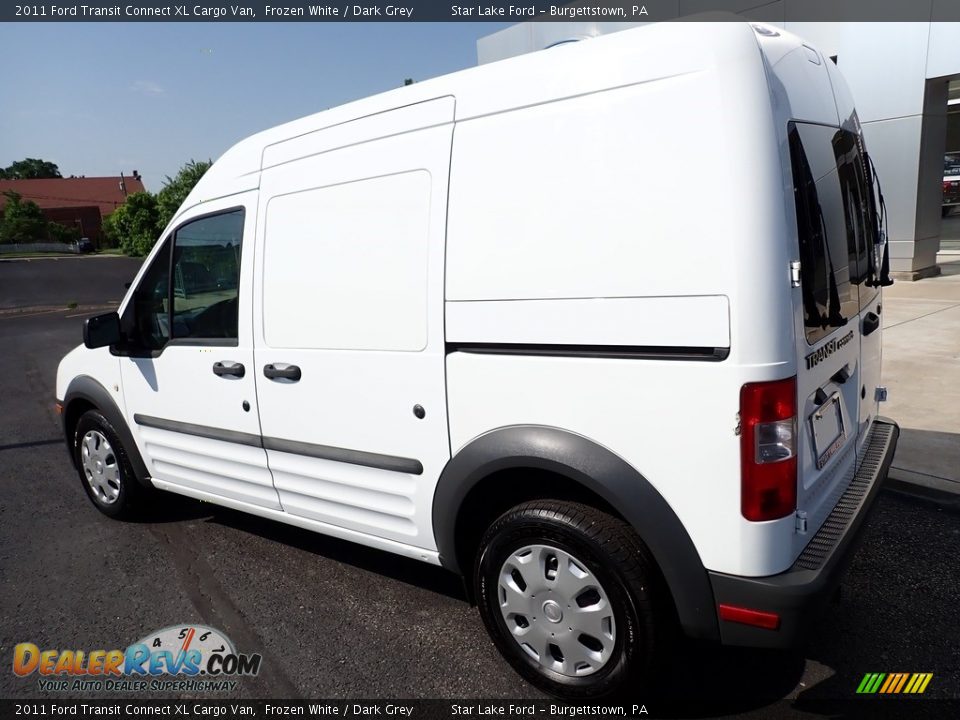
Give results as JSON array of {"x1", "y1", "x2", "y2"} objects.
[{"x1": 788, "y1": 122, "x2": 878, "y2": 345}]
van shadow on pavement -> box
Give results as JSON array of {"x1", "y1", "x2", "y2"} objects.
[{"x1": 203, "y1": 503, "x2": 467, "y2": 602}]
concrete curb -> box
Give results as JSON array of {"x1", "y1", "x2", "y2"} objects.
[
  {"x1": 0, "y1": 254, "x2": 129, "y2": 261},
  {"x1": 884, "y1": 477, "x2": 960, "y2": 512},
  {"x1": 888, "y1": 464, "x2": 960, "y2": 493},
  {"x1": 0, "y1": 303, "x2": 118, "y2": 317}
]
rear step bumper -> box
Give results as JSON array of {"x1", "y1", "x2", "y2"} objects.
[{"x1": 708, "y1": 417, "x2": 900, "y2": 648}]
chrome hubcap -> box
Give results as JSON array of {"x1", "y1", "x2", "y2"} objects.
[
  {"x1": 542, "y1": 600, "x2": 563, "y2": 623},
  {"x1": 80, "y1": 430, "x2": 121, "y2": 504},
  {"x1": 497, "y1": 544, "x2": 616, "y2": 677}
]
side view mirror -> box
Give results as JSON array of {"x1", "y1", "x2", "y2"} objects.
[{"x1": 84, "y1": 312, "x2": 122, "y2": 349}]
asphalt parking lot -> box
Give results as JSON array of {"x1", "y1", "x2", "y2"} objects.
[
  {"x1": 0, "y1": 254, "x2": 135, "y2": 311},
  {"x1": 1, "y1": 256, "x2": 957, "y2": 714}
]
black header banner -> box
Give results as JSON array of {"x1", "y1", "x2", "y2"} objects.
[
  {"x1": 5, "y1": 0, "x2": 960, "y2": 22},
  {"x1": 3, "y1": 699, "x2": 960, "y2": 718}
]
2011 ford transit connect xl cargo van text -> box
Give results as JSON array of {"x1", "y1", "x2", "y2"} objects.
[{"x1": 57, "y1": 21, "x2": 899, "y2": 698}]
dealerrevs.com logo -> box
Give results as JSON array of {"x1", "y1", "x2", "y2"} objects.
[{"x1": 13, "y1": 625, "x2": 262, "y2": 693}]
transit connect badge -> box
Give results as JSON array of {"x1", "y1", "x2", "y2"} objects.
[{"x1": 805, "y1": 330, "x2": 856, "y2": 370}]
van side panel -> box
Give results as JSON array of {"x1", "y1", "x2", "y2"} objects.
[
  {"x1": 446, "y1": 353, "x2": 797, "y2": 577},
  {"x1": 447, "y1": 74, "x2": 728, "y2": 302},
  {"x1": 263, "y1": 171, "x2": 432, "y2": 352},
  {"x1": 446, "y1": 296, "x2": 730, "y2": 350},
  {"x1": 445, "y1": 27, "x2": 799, "y2": 578}
]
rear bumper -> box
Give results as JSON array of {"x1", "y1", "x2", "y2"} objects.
[{"x1": 709, "y1": 417, "x2": 899, "y2": 648}]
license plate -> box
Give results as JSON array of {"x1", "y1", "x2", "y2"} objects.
[{"x1": 811, "y1": 393, "x2": 845, "y2": 469}]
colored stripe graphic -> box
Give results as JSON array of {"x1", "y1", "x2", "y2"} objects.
[
  {"x1": 857, "y1": 672, "x2": 932, "y2": 694},
  {"x1": 893, "y1": 673, "x2": 909, "y2": 693},
  {"x1": 882, "y1": 673, "x2": 903, "y2": 693},
  {"x1": 878, "y1": 674, "x2": 895, "y2": 694}
]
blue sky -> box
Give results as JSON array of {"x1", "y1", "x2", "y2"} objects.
[{"x1": 0, "y1": 22, "x2": 511, "y2": 190}]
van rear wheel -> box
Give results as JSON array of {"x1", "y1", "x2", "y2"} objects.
[
  {"x1": 475, "y1": 500, "x2": 663, "y2": 698},
  {"x1": 74, "y1": 409, "x2": 149, "y2": 520}
]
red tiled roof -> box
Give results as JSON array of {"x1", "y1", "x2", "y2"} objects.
[{"x1": 0, "y1": 175, "x2": 147, "y2": 217}]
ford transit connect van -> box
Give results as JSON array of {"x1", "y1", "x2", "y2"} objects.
[{"x1": 57, "y1": 22, "x2": 899, "y2": 698}]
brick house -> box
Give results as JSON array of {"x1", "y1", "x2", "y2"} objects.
[{"x1": 0, "y1": 172, "x2": 146, "y2": 245}]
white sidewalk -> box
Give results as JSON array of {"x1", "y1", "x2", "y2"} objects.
[{"x1": 881, "y1": 258, "x2": 960, "y2": 496}]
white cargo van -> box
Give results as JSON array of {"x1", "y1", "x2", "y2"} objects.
[{"x1": 57, "y1": 22, "x2": 899, "y2": 698}]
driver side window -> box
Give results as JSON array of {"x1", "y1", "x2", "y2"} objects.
[
  {"x1": 122, "y1": 209, "x2": 244, "y2": 354},
  {"x1": 127, "y1": 238, "x2": 171, "y2": 352},
  {"x1": 171, "y1": 210, "x2": 243, "y2": 342}
]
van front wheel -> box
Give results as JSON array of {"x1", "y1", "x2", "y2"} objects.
[
  {"x1": 475, "y1": 500, "x2": 663, "y2": 698},
  {"x1": 73, "y1": 409, "x2": 148, "y2": 520}
]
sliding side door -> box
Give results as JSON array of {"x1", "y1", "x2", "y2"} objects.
[{"x1": 253, "y1": 99, "x2": 453, "y2": 550}]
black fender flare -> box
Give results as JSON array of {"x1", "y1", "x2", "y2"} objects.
[
  {"x1": 62, "y1": 375, "x2": 152, "y2": 487},
  {"x1": 432, "y1": 425, "x2": 719, "y2": 641}
]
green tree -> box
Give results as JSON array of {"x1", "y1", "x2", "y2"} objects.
[
  {"x1": 47, "y1": 221, "x2": 80, "y2": 244},
  {"x1": 0, "y1": 158, "x2": 62, "y2": 179},
  {"x1": 156, "y1": 159, "x2": 211, "y2": 233},
  {"x1": 103, "y1": 191, "x2": 159, "y2": 256},
  {"x1": 0, "y1": 191, "x2": 47, "y2": 243}
]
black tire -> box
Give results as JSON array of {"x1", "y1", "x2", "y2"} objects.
[
  {"x1": 475, "y1": 500, "x2": 666, "y2": 699},
  {"x1": 73, "y1": 409, "x2": 150, "y2": 520}
]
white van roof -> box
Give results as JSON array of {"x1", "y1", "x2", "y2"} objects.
[{"x1": 179, "y1": 20, "x2": 821, "y2": 216}]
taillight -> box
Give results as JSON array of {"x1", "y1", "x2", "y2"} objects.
[{"x1": 740, "y1": 377, "x2": 797, "y2": 521}]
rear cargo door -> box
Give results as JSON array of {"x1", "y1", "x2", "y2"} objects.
[
  {"x1": 787, "y1": 122, "x2": 864, "y2": 531},
  {"x1": 844, "y1": 131, "x2": 884, "y2": 443}
]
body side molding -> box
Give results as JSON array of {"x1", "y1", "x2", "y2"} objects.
[
  {"x1": 263, "y1": 437, "x2": 424, "y2": 475},
  {"x1": 62, "y1": 375, "x2": 152, "y2": 487},
  {"x1": 132, "y1": 415, "x2": 425, "y2": 475},
  {"x1": 446, "y1": 342, "x2": 729, "y2": 362},
  {"x1": 133, "y1": 414, "x2": 263, "y2": 448},
  {"x1": 432, "y1": 425, "x2": 720, "y2": 642}
]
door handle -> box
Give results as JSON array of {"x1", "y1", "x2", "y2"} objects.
[
  {"x1": 862, "y1": 311, "x2": 880, "y2": 336},
  {"x1": 263, "y1": 363, "x2": 301, "y2": 382},
  {"x1": 212, "y1": 361, "x2": 245, "y2": 378}
]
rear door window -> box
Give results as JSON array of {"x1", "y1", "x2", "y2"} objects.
[
  {"x1": 835, "y1": 129, "x2": 879, "y2": 312},
  {"x1": 788, "y1": 123, "x2": 875, "y2": 344}
]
